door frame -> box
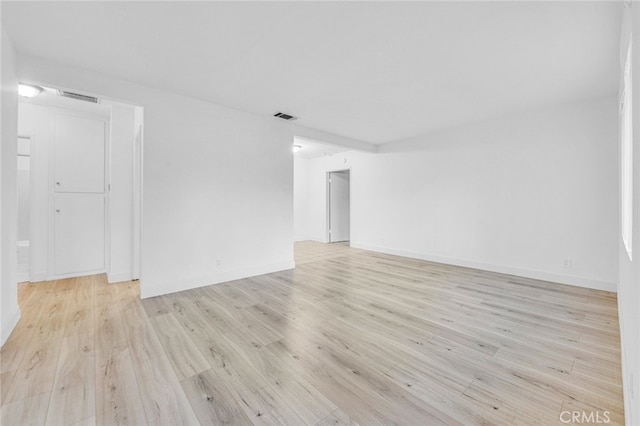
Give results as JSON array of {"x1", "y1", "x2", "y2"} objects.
[
  {"x1": 47, "y1": 109, "x2": 111, "y2": 280},
  {"x1": 17, "y1": 135, "x2": 36, "y2": 282},
  {"x1": 132, "y1": 109, "x2": 143, "y2": 281},
  {"x1": 326, "y1": 168, "x2": 351, "y2": 243}
]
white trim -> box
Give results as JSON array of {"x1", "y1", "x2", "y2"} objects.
[
  {"x1": 350, "y1": 242, "x2": 617, "y2": 292},
  {"x1": 294, "y1": 236, "x2": 317, "y2": 242},
  {"x1": 326, "y1": 172, "x2": 331, "y2": 242},
  {"x1": 17, "y1": 271, "x2": 29, "y2": 283},
  {"x1": 326, "y1": 168, "x2": 351, "y2": 243},
  {"x1": 305, "y1": 237, "x2": 329, "y2": 243},
  {"x1": 1, "y1": 307, "x2": 21, "y2": 347},
  {"x1": 291, "y1": 124, "x2": 376, "y2": 153},
  {"x1": 105, "y1": 116, "x2": 112, "y2": 279},
  {"x1": 621, "y1": 40, "x2": 633, "y2": 259},
  {"x1": 140, "y1": 260, "x2": 295, "y2": 299},
  {"x1": 50, "y1": 269, "x2": 107, "y2": 281},
  {"x1": 29, "y1": 271, "x2": 47, "y2": 283},
  {"x1": 107, "y1": 271, "x2": 134, "y2": 284},
  {"x1": 132, "y1": 107, "x2": 143, "y2": 281}
]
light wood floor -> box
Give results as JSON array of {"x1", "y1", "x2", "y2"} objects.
[{"x1": 1, "y1": 241, "x2": 624, "y2": 425}]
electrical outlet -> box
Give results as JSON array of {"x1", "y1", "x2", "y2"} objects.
[
  {"x1": 562, "y1": 258, "x2": 572, "y2": 269},
  {"x1": 216, "y1": 259, "x2": 221, "y2": 268}
]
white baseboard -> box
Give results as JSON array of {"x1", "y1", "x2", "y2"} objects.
[
  {"x1": 350, "y1": 242, "x2": 617, "y2": 292},
  {"x1": 140, "y1": 259, "x2": 295, "y2": 299},
  {"x1": 1, "y1": 307, "x2": 21, "y2": 347},
  {"x1": 107, "y1": 271, "x2": 134, "y2": 284},
  {"x1": 296, "y1": 237, "x2": 327, "y2": 243},
  {"x1": 29, "y1": 271, "x2": 47, "y2": 283},
  {"x1": 48, "y1": 269, "x2": 106, "y2": 281}
]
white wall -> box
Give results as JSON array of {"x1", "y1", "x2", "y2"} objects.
[
  {"x1": 106, "y1": 101, "x2": 136, "y2": 283},
  {"x1": 16, "y1": 137, "x2": 29, "y2": 242},
  {"x1": 132, "y1": 106, "x2": 143, "y2": 280},
  {"x1": 618, "y1": 3, "x2": 640, "y2": 425},
  {"x1": 296, "y1": 97, "x2": 618, "y2": 291},
  {"x1": 1, "y1": 25, "x2": 20, "y2": 346},
  {"x1": 16, "y1": 55, "x2": 345, "y2": 298},
  {"x1": 18, "y1": 103, "x2": 51, "y2": 282},
  {"x1": 138, "y1": 91, "x2": 294, "y2": 298},
  {"x1": 293, "y1": 157, "x2": 310, "y2": 241}
]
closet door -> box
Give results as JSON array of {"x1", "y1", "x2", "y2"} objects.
[
  {"x1": 54, "y1": 193, "x2": 105, "y2": 275},
  {"x1": 52, "y1": 113, "x2": 107, "y2": 277},
  {"x1": 54, "y1": 114, "x2": 105, "y2": 193}
]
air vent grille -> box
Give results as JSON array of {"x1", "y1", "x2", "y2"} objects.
[
  {"x1": 273, "y1": 112, "x2": 298, "y2": 121},
  {"x1": 57, "y1": 90, "x2": 99, "y2": 104}
]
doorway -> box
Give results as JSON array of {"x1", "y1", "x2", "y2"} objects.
[
  {"x1": 17, "y1": 136, "x2": 32, "y2": 282},
  {"x1": 16, "y1": 85, "x2": 143, "y2": 284},
  {"x1": 327, "y1": 170, "x2": 350, "y2": 243}
]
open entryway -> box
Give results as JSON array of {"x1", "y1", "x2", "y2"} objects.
[
  {"x1": 292, "y1": 136, "x2": 356, "y2": 245},
  {"x1": 16, "y1": 136, "x2": 31, "y2": 282},
  {"x1": 16, "y1": 83, "x2": 143, "y2": 284},
  {"x1": 327, "y1": 170, "x2": 350, "y2": 243}
]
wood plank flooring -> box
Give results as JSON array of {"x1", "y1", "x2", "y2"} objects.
[{"x1": 1, "y1": 241, "x2": 624, "y2": 425}]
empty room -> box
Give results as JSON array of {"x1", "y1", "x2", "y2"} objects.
[{"x1": 1, "y1": 1, "x2": 638, "y2": 425}]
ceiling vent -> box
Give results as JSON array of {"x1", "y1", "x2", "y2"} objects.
[
  {"x1": 273, "y1": 112, "x2": 298, "y2": 121},
  {"x1": 57, "y1": 90, "x2": 99, "y2": 104}
]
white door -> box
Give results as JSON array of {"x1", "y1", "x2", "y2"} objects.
[
  {"x1": 54, "y1": 114, "x2": 105, "y2": 193},
  {"x1": 55, "y1": 194, "x2": 105, "y2": 274},
  {"x1": 53, "y1": 113, "x2": 107, "y2": 277},
  {"x1": 328, "y1": 170, "x2": 350, "y2": 243}
]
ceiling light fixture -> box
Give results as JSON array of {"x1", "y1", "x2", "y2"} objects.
[
  {"x1": 18, "y1": 83, "x2": 43, "y2": 98},
  {"x1": 292, "y1": 144, "x2": 302, "y2": 153}
]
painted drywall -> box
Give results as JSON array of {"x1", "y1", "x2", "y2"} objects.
[
  {"x1": 16, "y1": 137, "x2": 29, "y2": 242},
  {"x1": 20, "y1": 80, "x2": 291, "y2": 293},
  {"x1": 14, "y1": 55, "x2": 360, "y2": 299},
  {"x1": 18, "y1": 103, "x2": 50, "y2": 282},
  {"x1": 1, "y1": 25, "x2": 20, "y2": 346},
  {"x1": 136, "y1": 89, "x2": 295, "y2": 297},
  {"x1": 132, "y1": 107, "x2": 143, "y2": 280},
  {"x1": 293, "y1": 157, "x2": 310, "y2": 241},
  {"x1": 296, "y1": 97, "x2": 618, "y2": 292},
  {"x1": 618, "y1": 3, "x2": 640, "y2": 425},
  {"x1": 106, "y1": 101, "x2": 135, "y2": 283}
]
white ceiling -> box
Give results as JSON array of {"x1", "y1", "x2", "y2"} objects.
[{"x1": 2, "y1": 1, "x2": 621, "y2": 145}]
